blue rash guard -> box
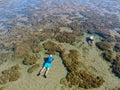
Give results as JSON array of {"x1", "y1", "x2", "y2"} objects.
[
  {"x1": 46, "y1": 56, "x2": 54, "y2": 63},
  {"x1": 44, "y1": 56, "x2": 54, "y2": 68}
]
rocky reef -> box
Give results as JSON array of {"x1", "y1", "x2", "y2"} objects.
[
  {"x1": 96, "y1": 41, "x2": 112, "y2": 51},
  {"x1": 27, "y1": 64, "x2": 40, "y2": 73},
  {"x1": 103, "y1": 50, "x2": 115, "y2": 62},
  {"x1": 14, "y1": 42, "x2": 32, "y2": 59},
  {"x1": 38, "y1": 39, "x2": 105, "y2": 89},
  {"x1": 0, "y1": 6, "x2": 119, "y2": 89},
  {"x1": 55, "y1": 32, "x2": 76, "y2": 44},
  {"x1": 43, "y1": 41, "x2": 61, "y2": 55},
  {"x1": 114, "y1": 43, "x2": 120, "y2": 52},
  {"x1": 96, "y1": 36, "x2": 120, "y2": 79},
  {"x1": 0, "y1": 65, "x2": 21, "y2": 85},
  {"x1": 60, "y1": 49, "x2": 105, "y2": 89},
  {"x1": 0, "y1": 53, "x2": 11, "y2": 64},
  {"x1": 23, "y1": 54, "x2": 40, "y2": 65},
  {"x1": 42, "y1": 40, "x2": 105, "y2": 89},
  {"x1": 112, "y1": 55, "x2": 120, "y2": 78}
]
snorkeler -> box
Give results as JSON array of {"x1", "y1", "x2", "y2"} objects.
[{"x1": 37, "y1": 54, "x2": 54, "y2": 78}]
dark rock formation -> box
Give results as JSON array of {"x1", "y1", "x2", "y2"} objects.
[
  {"x1": 55, "y1": 32, "x2": 76, "y2": 44},
  {"x1": 43, "y1": 41, "x2": 61, "y2": 55},
  {"x1": 114, "y1": 43, "x2": 120, "y2": 52},
  {"x1": 96, "y1": 42, "x2": 111, "y2": 51},
  {"x1": 23, "y1": 54, "x2": 40, "y2": 65},
  {"x1": 103, "y1": 50, "x2": 115, "y2": 62},
  {"x1": 112, "y1": 55, "x2": 120, "y2": 77},
  {"x1": 60, "y1": 49, "x2": 105, "y2": 89}
]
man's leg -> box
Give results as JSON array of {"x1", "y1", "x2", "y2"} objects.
[
  {"x1": 44, "y1": 68, "x2": 50, "y2": 78},
  {"x1": 37, "y1": 67, "x2": 46, "y2": 76},
  {"x1": 40, "y1": 67, "x2": 46, "y2": 73}
]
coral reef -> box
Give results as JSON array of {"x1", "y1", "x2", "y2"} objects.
[
  {"x1": 0, "y1": 65, "x2": 21, "y2": 84},
  {"x1": 60, "y1": 49, "x2": 105, "y2": 89},
  {"x1": 114, "y1": 43, "x2": 120, "y2": 52},
  {"x1": 14, "y1": 42, "x2": 32, "y2": 59},
  {"x1": 66, "y1": 70, "x2": 105, "y2": 89},
  {"x1": 95, "y1": 29, "x2": 110, "y2": 38},
  {"x1": 31, "y1": 44, "x2": 43, "y2": 53},
  {"x1": 55, "y1": 32, "x2": 76, "y2": 44},
  {"x1": 112, "y1": 55, "x2": 120, "y2": 77},
  {"x1": 23, "y1": 54, "x2": 40, "y2": 65},
  {"x1": 96, "y1": 42, "x2": 111, "y2": 51},
  {"x1": 95, "y1": 41, "x2": 120, "y2": 78},
  {"x1": 60, "y1": 77, "x2": 68, "y2": 86},
  {"x1": 43, "y1": 41, "x2": 61, "y2": 54},
  {"x1": 13, "y1": 30, "x2": 44, "y2": 58},
  {"x1": 43, "y1": 40, "x2": 105, "y2": 88},
  {"x1": 61, "y1": 49, "x2": 80, "y2": 72},
  {"x1": 95, "y1": 29, "x2": 115, "y2": 42},
  {"x1": 0, "y1": 53, "x2": 11, "y2": 64},
  {"x1": 33, "y1": 31, "x2": 54, "y2": 41},
  {"x1": 103, "y1": 50, "x2": 115, "y2": 62},
  {"x1": 27, "y1": 64, "x2": 40, "y2": 73},
  {"x1": 96, "y1": 41, "x2": 120, "y2": 78}
]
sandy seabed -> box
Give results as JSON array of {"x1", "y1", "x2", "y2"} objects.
[{"x1": 0, "y1": 33, "x2": 120, "y2": 90}]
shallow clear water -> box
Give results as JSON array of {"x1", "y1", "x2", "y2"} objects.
[
  {"x1": 0, "y1": 0, "x2": 119, "y2": 19},
  {"x1": 0, "y1": 0, "x2": 119, "y2": 34}
]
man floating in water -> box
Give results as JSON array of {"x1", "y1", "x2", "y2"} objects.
[
  {"x1": 90, "y1": 35, "x2": 94, "y2": 43},
  {"x1": 37, "y1": 54, "x2": 54, "y2": 78},
  {"x1": 87, "y1": 35, "x2": 94, "y2": 46}
]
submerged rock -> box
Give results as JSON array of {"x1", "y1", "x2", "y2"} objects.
[
  {"x1": 112, "y1": 55, "x2": 120, "y2": 78},
  {"x1": 43, "y1": 41, "x2": 61, "y2": 55},
  {"x1": 0, "y1": 64, "x2": 21, "y2": 84},
  {"x1": 60, "y1": 49, "x2": 105, "y2": 89},
  {"x1": 114, "y1": 43, "x2": 120, "y2": 52},
  {"x1": 96, "y1": 41, "x2": 111, "y2": 51},
  {"x1": 27, "y1": 64, "x2": 40, "y2": 73},
  {"x1": 103, "y1": 50, "x2": 115, "y2": 62},
  {"x1": 23, "y1": 54, "x2": 40, "y2": 65},
  {"x1": 55, "y1": 32, "x2": 76, "y2": 44}
]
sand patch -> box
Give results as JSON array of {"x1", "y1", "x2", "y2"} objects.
[
  {"x1": 0, "y1": 33, "x2": 120, "y2": 90},
  {"x1": 2, "y1": 52, "x2": 67, "y2": 90}
]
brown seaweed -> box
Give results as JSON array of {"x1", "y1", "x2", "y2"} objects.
[
  {"x1": 23, "y1": 54, "x2": 40, "y2": 65},
  {"x1": 112, "y1": 55, "x2": 120, "y2": 77},
  {"x1": 55, "y1": 32, "x2": 76, "y2": 44},
  {"x1": 27, "y1": 64, "x2": 40, "y2": 73},
  {"x1": 0, "y1": 65, "x2": 21, "y2": 84},
  {"x1": 43, "y1": 41, "x2": 61, "y2": 54},
  {"x1": 96, "y1": 42, "x2": 111, "y2": 51},
  {"x1": 60, "y1": 49, "x2": 105, "y2": 89},
  {"x1": 103, "y1": 50, "x2": 115, "y2": 62}
]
